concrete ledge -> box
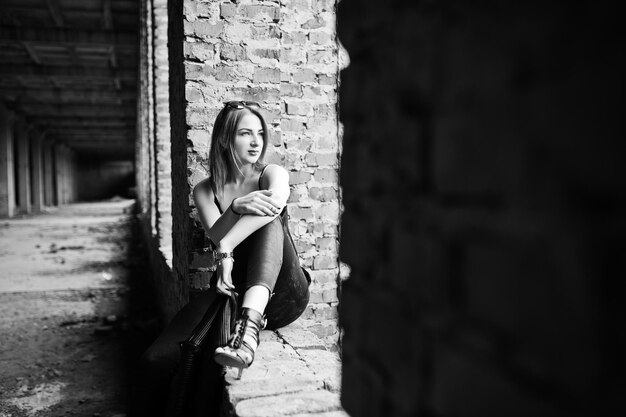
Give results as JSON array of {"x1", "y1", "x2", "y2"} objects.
[{"x1": 221, "y1": 323, "x2": 347, "y2": 417}]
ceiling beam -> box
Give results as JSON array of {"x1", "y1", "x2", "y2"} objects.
[
  {"x1": 19, "y1": 102, "x2": 135, "y2": 112},
  {"x1": 46, "y1": 0, "x2": 65, "y2": 28},
  {"x1": 14, "y1": 75, "x2": 27, "y2": 87},
  {"x1": 0, "y1": 56, "x2": 137, "y2": 69},
  {"x1": 109, "y1": 46, "x2": 118, "y2": 68},
  {"x1": 0, "y1": 10, "x2": 22, "y2": 26},
  {"x1": 52, "y1": 139, "x2": 134, "y2": 145},
  {"x1": 73, "y1": 152, "x2": 134, "y2": 159},
  {"x1": 0, "y1": 88, "x2": 136, "y2": 101},
  {"x1": 41, "y1": 123, "x2": 136, "y2": 131},
  {"x1": 0, "y1": 64, "x2": 136, "y2": 80},
  {"x1": 51, "y1": 138, "x2": 134, "y2": 144},
  {"x1": 0, "y1": 26, "x2": 136, "y2": 47},
  {"x1": 70, "y1": 148, "x2": 134, "y2": 158},
  {"x1": 67, "y1": 45, "x2": 79, "y2": 65},
  {"x1": 62, "y1": 144, "x2": 134, "y2": 154},
  {"x1": 49, "y1": 76, "x2": 62, "y2": 88},
  {"x1": 8, "y1": 96, "x2": 125, "y2": 106},
  {"x1": 16, "y1": 103, "x2": 136, "y2": 118},
  {"x1": 103, "y1": 0, "x2": 114, "y2": 30},
  {"x1": 34, "y1": 116, "x2": 136, "y2": 125},
  {"x1": 21, "y1": 42, "x2": 41, "y2": 64},
  {"x1": 55, "y1": 137, "x2": 134, "y2": 143},
  {"x1": 60, "y1": 138, "x2": 134, "y2": 143},
  {"x1": 47, "y1": 126, "x2": 134, "y2": 133},
  {"x1": 61, "y1": 141, "x2": 134, "y2": 146}
]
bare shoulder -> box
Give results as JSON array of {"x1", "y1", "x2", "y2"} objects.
[
  {"x1": 264, "y1": 164, "x2": 288, "y2": 178},
  {"x1": 261, "y1": 164, "x2": 288, "y2": 186},
  {"x1": 193, "y1": 177, "x2": 214, "y2": 200}
]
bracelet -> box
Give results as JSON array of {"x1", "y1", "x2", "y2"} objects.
[
  {"x1": 213, "y1": 250, "x2": 234, "y2": 265},
  {"x1": 230, "y1": 198, "x2": 242, "y2": 216}
]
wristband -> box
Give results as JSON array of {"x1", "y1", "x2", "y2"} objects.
[
  {"x1": 213, "y1": 250, "x2": 234, "y2": 265},
  {"x1": 230, "y1": 198, "x2": 242, "y2": 216}
]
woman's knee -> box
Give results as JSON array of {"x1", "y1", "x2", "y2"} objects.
[
  {"x1": 257, "y1": 216, "x2": 283, "y2": 237},
  {"x1": 247, "y1": 217, "x2": 284, "y2": 251}
]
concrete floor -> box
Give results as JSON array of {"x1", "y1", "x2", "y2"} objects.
[{"x1": 0, "y1": 200, "x2": 160, "y2": 417}]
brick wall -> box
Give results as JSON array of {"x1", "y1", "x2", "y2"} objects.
[
  {"x1": 137, "y1": 0, "x2": 151, "y2": 218},
  {"x1": 180, "y1": 0, "x2": 342, "y2": 346},
  {"x1": 338, "y1": 1, "x2": 625, "y2": 416},
  {"x1": 166, "y1": 0, "x2": 192, "y2": 318},
  {"x1": 154, "y1": 0, "x2": 173, "y2": 262},
  {"x1": 137, "y1": 0, "x2": 341, "y2": 337},
  {"x1": 136, "y1": 0, "x2": 187, "y2": 320}
]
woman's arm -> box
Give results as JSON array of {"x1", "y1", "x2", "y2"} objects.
[
  {"x1": 193, "y1": 179, "x2": 240, "y2": 246},
  {"x1": 216, "y1": 165, "x2": 290, "y2": 252},
  {"x1": 193, "y1": 165, "x2": 289, "y2": 249}
]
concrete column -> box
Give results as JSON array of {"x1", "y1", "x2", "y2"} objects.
[
  {"x1": 61, "y1": 147, "x2": 69, "y2": 204},
  {"x1": 30, "y1": 133, "x2": 44, "y2": 212},
  {"x1": 54, "y1": 144, "x2": 64, "y2": 205},
  {"x1": 15, "y1": 123, "x2": 31, "y2": 213},
  {"x1": 64, "y1": 147, "x2": 74, "y2": 204},
  {"x1": 42, "y1": 142, "x2": 54, "y2": 206},
  {"x1": 68, "y1": 149, "x2": 76, "y2": 203},
  {"x1": 0, "y1": 104, "x2": 16, "y2": 217}
]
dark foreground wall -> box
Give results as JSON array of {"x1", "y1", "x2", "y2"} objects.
[{"x1": 338, "y1": 1, "x2": 625, "y2": 416}]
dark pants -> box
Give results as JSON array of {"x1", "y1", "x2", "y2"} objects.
[{"x1": 131, "y1": 215, "x2": 310, "y2": 417}]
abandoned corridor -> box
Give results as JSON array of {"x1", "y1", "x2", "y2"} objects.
[
  {"x1": 0, "y1": 0, "x2": 138, "y2": 217},
  {"x1": 0, "y1": 200, "x2": 159, "y2": 416}
]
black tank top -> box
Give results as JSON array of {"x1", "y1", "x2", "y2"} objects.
[{"x1": 212, "y1": 165, "x2": 270, "y2": 214}]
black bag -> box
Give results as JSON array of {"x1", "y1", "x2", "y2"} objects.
[{"x1": 166, "y1": 292, "x2": 237, "y2": 417}]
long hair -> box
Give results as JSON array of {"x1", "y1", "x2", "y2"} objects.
[{"x1": 208, "y1": 104, "x2": 269, "y2": 198}]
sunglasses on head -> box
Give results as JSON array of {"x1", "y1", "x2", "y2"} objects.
[{"x1": 224, "y1": 100, "x2": 261, "y2": 109}]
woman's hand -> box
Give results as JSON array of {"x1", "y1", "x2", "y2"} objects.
[
  {"x1": 232, "y1": 190, "x2": 282, "y2": 216},
  {"x1": 215, "y1": 257, "x2": 236, "y2": 296}
]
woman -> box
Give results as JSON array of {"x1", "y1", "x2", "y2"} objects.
[
  {"x1": 133, "y1": 101, "x2": 310, "y2": 417},
  {"x1": 195, "y1": 100, "x2": 310, "y2": 372}
]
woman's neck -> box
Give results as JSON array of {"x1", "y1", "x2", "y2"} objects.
[{"x1": 232, "y1": 163, "x2": 256, "y2": 185}]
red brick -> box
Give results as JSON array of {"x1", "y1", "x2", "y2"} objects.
[
  {"x1": 220, "y1": 43, "x2": 247, "y2": 61},
  {"x1": 288, "y1": 171, "x2": 312, "y2": 185},
  {"x1": 285, "y1": 100, "x2": 313, "y2": 116},
  {"x1": 220, "y1": 3, "x2": 236, "y2": 19},
  {"x1": 283, "y1": 31, "x2": 307, "y2": 45},
  {"x1": 308, "y1": 186, "x2": 337, "y2": 202},
  {"x1": 313, "y1": 255, "x2": 337, "y2": 270},
  {"x1": 318, "y1": 73, "x2": 335, "y2": 85},
  {"x1": 302, "y1": 15, "x2": 325, "y2": 29},
  {"x1": 293, "y1": 69, "x2": 316, "y2": 83},
  {"x1": 241, "y1": 5, "x2": 280, "y2": 22},
  {"x1": 280, "y1": 83, "x2": 303, "y2": 98},
  {"x1": 313, "y1": 168, "x2": 337, "y2": 183},
  {"x1": 289, "y1": 206, "x2": 314, "y2": 221},
  {"x1": 316, "y1": 237, "x2": 336, "y2": 252},
  {"x1": 281, "y1": 118, "x2": 305, "y2": 132},
  {"x1": 192, "y1": 20, "x2": 224, "y2": 37},
  {"x1": 309, "y1": 31, "x2": 332, "y2": 45},
  {"x1": 250, "y1": 48, "x2": 280, "y2": 60},
  {"x1": 307, "y1": 50, "x2": 333, "y2": 65},
  {"x1": 252, "y1": 68, "x2": 281, "y2": 83}
]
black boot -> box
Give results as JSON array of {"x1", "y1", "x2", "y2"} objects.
[{"x1": 213, "y1": 308, "x2": 265, "y2": 378}]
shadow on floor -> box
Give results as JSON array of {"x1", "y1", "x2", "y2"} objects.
[{"x1": 0, "y1": 200, "x2": 162, "y2": 417}]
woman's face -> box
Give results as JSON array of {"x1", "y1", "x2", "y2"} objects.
[{"x1": 232, "y1": 111, "x2": 264, "y2": 166}]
